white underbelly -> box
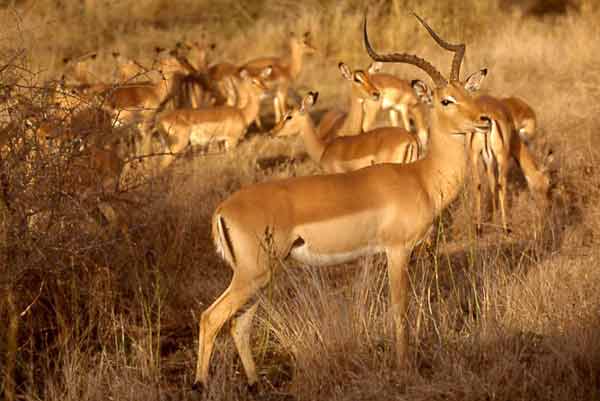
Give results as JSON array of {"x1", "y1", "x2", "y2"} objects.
[
  {"x1": 189, "y1": 123, "x2": 225, "y2": 146},
  {"x1": 290, "y1": 243, "x2": 383, "y2": 267}
]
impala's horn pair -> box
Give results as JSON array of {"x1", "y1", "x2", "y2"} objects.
[{"x1": 363, "y1": 10, "x2": 466, "y2": 86}]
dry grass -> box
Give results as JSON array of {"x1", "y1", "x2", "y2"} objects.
[{"x1": 1, "y1": 1, "x2": 600, "y2": 400}]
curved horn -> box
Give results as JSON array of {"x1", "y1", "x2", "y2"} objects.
[
  {"x1": 363, "y1": 13, "x2": 447, "y2": 87},
  {"x1": 413, "y1": 13, "x2": 465, "y2": 82}
]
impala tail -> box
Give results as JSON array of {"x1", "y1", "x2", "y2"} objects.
[{"x1": 212, "y1": 210, "x2": 236, "y2": 267}]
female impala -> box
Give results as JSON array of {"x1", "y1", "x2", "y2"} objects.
[
  {"x1": 274, "y1": 91, "x2": 421, "y2": 172},
  {"x1": 192, "y1": 12, "x2": 490, "y2": 392},
  {"x1": 501, "y1": 96, "x2": 537, "y2": 143},
  {"x1": 362, "y1": 62, "x2": 428, "y2": 147},
  {"x1": 468, "y1": 95, "x2": 548, "y2": 233},
  {"x1": 154, "y1": 66, "x2": 272, "y2": 168},
  {"x1": 242, "y1": 31, "x2": 316, "y2": 125},
  {"x1": 316, "y1": 62, "x2": 380, "y2": 142}
]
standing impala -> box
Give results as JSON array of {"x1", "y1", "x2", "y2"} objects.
[
  {"x1": 154, "y1": 66, "x2": 272, "y2": 169},
  {"x1": 192, "y1": 12, "x2": 490, "y2": 392},
  {"x1": 242, "y1": 31, "x2": 316, "y2": 126},
  {"x1": 316, "y1": 62, "x2": 380, "y2": 142},
  {"x1": 468, "y1": 95, "x2": 548, "y2": 233},
  {"x1": 501, "y1": 96, "x2": 537, "y2": 143},
  {"x1": 362, "y1": 62, "x2": 428, "y2": 147},
  {"x1": 274, "y1": 91, "x2": 421, "y2": 172}
]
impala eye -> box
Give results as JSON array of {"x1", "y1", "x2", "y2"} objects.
[
  {"x1": 441, "y1": 98, "x2": 455, "y2": 106},
  {"x1": 285, "y1": 114, "x2": 292, "y2": 121}
]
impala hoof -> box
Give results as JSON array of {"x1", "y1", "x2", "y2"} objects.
[
  {"x1": 247, "y1": 382, "x2": 259, "y2": 395},
  {"x1": 191, "y1": 381, "x2": 204, "y2": 394}
]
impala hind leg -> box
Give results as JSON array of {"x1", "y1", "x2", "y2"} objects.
[
  {"x1": 230, "y1": 302, "x2": 259, "y2": 387},
  {"x1": 386, "y1": 247, "x2": 411, "y2": 367},
  {"x1": 468, "y1": 134, "x2": 484, "y2": 235},
  {"x1": 484, "y1": 157, "x2": 499, "y2": 229},
  {"x1": 496, "y1": 152, "x2": 510, "y2": 233},
  {"x1": 193, "y1": 275, "x2": 259, "y2": 391},
  {"x1": 274, "y1": 88, "x2": 287, "y2": 123}
]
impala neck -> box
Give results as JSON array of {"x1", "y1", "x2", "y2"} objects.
[
  {"x1": 413, "y1": 105, "x2": 429, "y2": 156},
  {"x1": 287, "y1": 39, "x2": 305, "y2": 81},
  {"x1": 419, "y1": 114, "x2": 469, "y2": 214},
  {"x1": 156, "y1": 72, "x2": 178, "y2": 101},
  {"x1": 338, "y1": 88, "x2": 365, "y2": 136},
  {"x1": 296, "y1": 114, "x2": 326, "y2": 164},
  {"x1": 238, "y1": 85, "x2": 263, "y2": 127}
]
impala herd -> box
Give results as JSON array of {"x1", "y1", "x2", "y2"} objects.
[{"x1": 7, "y1": 11, "x2": 553, "y2": 393}]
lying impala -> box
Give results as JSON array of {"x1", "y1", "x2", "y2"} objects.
[
  {"x1": 242, "y1": 31, "x2": 316, "y2": 126},
  {"x1": 192, "y1": 12, "x2": 490, "y2": 392},
  {"x1": 154, "y1": 66, "x2": 272, "y2": 168},
  {"x1": 274, "y1": 91, "x2": 421, "y2": 172},
  {"x1": 362, "y1": 62, "x2": 428, "y2": 147}
]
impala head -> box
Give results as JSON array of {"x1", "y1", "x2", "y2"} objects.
[
  {"x1": 239, "y1": 66, "x2": 271, "y2": 93},
  {"x1": 271, "y1": 91, "x2": 318, "y2": 137},
  {"x1": 291, "y1": 31, "x2": 317, "y2": 54},
  {"x1": 175, "y1": 39, "x2": 213, "y2": 71},
  {"x1": 61, "y1": 52, "x2": 98, "y2": 85},
  {"x1": 338, "y1": 62, "x2": 380, "y2": 102},
  {"x1": 156, "y1": 55, "x2": 191, "y2": 79},
  {"x1": 363, "y1": 11, "x2": 489, "y2": 138}
]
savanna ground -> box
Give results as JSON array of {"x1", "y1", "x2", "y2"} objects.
[{"x1": 1, "y1": 0, "x2": 600, "y2": 400}]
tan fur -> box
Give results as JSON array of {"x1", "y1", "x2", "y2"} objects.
[
  {"x1": 242, "y1": 32, "x2": 316, "y2": 124},
  {"x1": 192, "y1": 15, "x2": 490, "y2": 389},
  {"x1": 501, "y1": 96, "x2": 537, "y2": 143},
  {"x1": 316, "y1": 63, "x2": 380, "y2": 142},
  {"x1": 468, "y1": 95, "x2": 549, "y2": 233},
  {"x1": 274, "y1": 92, "x2": 420, "y2": 172},
  {"x1": 362, "y1": 67, "x2": 429, "y2": 153},
  {"x1": 155, "y1": 67, "x2": 271, "y2": 169}
]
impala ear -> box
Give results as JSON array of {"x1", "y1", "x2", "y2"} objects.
[
  {"x1": 412, "y1": 80, "x2": 432, "y2": 105},
  {"x1": 464, "y1": 68, "x2": 488, "y2": 92},
  {"x1": 338, "y1": 62, "x2": 352, "y2": 81},
  {"x1": 260, "y1": 66, "x2": 272, "y2": 79},
  {"x1": 239, "y1": 68, "x2": 250, "y2": 79},
  {"x1": 300, "y1": 91, "x2": 318, "y2": 113},
  {"x1": 368, "y1": 62, "x2": 382, "y2": 74}
]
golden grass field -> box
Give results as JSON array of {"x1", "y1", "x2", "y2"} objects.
[{"x1": 1, "y1": 0, "x2": 600, "y2": 400}]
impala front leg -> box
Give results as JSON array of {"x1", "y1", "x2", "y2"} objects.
[{"x1": 386, "y1": 246, "x2": 411, "y2": 367}]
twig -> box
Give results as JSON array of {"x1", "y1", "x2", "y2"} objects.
[{"x1": 20, "y1": 279, "x2": 44, "y2": 317}]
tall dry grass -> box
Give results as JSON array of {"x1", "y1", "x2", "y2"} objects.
[{"x1": 1, "y1": 1, "x2": 600, "y2": 400}]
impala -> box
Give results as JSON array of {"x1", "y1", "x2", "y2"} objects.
[
  {"x1": 192, "y1": 12, "x2": 490, "y2": 392},
  {"x1": 501, "y1": 96, "x2": 537, "y2": 143},
  {"x1": 242, "y1": 31, "x2": 316, "y2": 125},
  {"x1": 61, "y1": 52, "x2": 100, "y2": 85},
  {"x1": 111, "y1": 52, "x2": 153, "y2": 83},
  {"x1": 362, "y1": 62, "x2": 429, "y2": 152},
  {"x1": 468, "y1": 95, "x2": 548, "y2": 233},
  {"x1": 274, "y1": 91, "x2": 421, "y2": 172},
  {"x1": 154, "y1": 66, "x2": 271, "y2": 168},
  {"x1": 84, "y1": 55, "x2": 193, "y2": 156},
  {"x1": 316, "y1": 62, "x2": 380, "y2": 142}
]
